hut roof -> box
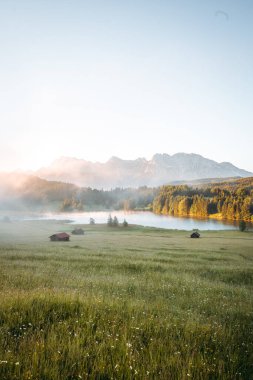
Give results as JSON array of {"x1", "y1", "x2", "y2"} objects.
[
  {"x1": 190, "y1": 232, "x2": 200, "y2": 238},
  {"x1": 72, "y1": 228, "x2": 84, "y2": 234},
  {"x1": 49, "y1": 232, "x2": 70, "y2": 239}
]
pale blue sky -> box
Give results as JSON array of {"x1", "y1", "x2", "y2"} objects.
[{"x1": 0, "y1": 0, "x2": 252, "y2": 171}]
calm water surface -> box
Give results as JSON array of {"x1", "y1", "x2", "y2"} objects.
[{"x1": 22, "y1": 211, "x2": 242, "y2": 231}]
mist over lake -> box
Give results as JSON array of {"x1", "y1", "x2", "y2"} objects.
[{"x1": 18, "y1": 211, "x2": 241, "y2": 231}]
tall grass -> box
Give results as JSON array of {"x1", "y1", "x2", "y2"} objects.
[{"x1": 0, "y1": 221, "x2": 252, "y2": 379}]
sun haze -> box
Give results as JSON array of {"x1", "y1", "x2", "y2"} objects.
[{"x1": 0, "y1": 0, "x2": 252, "y2": 171}]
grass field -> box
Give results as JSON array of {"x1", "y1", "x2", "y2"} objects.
[{"x1": 0, "y1": 220, "x2": 253, "y2": 379}]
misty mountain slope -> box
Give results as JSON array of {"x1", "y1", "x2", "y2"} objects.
[
  {"x1": 0, "y1": 173, "x2": 77, "y2": 210},
  {"x1": 35, "y1": 153, "x2": 252, "y2": 188}
]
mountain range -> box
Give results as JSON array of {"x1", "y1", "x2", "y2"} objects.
[{"x1": 36, "y1": 153, "x2": 252, "y2": 188}]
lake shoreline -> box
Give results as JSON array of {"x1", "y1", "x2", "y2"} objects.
[{"x1": 2, "y1": 210, "x2": 250, "y2": 231}]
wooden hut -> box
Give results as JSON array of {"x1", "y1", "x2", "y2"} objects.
[
  {"x1": 72, "y1": 228, "x2": 85, "y2": 235},
  {"x1": 190, "y1": 232, "x2": 200, "y2": 238},
  {"x1": 49, "y1": 232, "x2": 70, "y2": 241}
]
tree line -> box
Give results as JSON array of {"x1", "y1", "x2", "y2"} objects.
[
  {"x1": 0, "y1": 174, "x2": 157, "y2": 212},
  {"x1": 152, "y1": 180, "x2": 253, "y2": 222},
  {"x1": 2, "y1": 173, "x2": 253, "y2": 222},
  {"x1": 59, "y1": 187, "x2": 157, "y2": 212}
]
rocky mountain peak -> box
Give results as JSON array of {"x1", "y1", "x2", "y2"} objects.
[{"x1": 35, "y1": 153, "x2": 252, "y2": 188}]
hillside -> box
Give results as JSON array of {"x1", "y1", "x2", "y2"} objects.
[
  {"x1": 0, "y1": 173, "x2": 156, "y2": 212},
  {"x1": 0, "y1": 173, "x2": 77, "y2": 211},
  {"x1": 36, "y1": 153, "x2": 252, "y2": 188}
]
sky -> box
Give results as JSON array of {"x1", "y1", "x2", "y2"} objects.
[{"x1": 0, "y1": 0, "x2": 252, "y2": 172}]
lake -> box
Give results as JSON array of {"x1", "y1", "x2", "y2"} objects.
[{"x1": 20, "y1": 211, "x2": 244, "y2": 231}]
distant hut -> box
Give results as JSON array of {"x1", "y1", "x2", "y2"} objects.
[
  {"x1": 2, "y1": 216, "x2": 11, "y2": 223},
  {"x1": 72, "y1": 228, "x2": 85, "y2": 235},
  {"x1": 190, "y1": 232, "x2": 200, "y2": 238},
  {"x1": 49, "y1": 232, "x2": 70, "y2": 241}
]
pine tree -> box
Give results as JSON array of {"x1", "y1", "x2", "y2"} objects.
[
  {"x1": 112, "y1": 216, "x2": 119, "y2": 227},
  {"x1": 107, "y1": 214, "x2": 113, "y2": 226}
]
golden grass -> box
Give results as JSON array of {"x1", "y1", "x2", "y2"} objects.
[{"x1": 0, "y1": 220, "x2": 252, "y2": 379}]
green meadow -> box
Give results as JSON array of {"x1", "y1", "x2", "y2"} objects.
[{"x1": 0, "y1": 220, "x2": 252, "y2": 379}]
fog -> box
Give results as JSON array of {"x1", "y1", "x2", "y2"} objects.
[{"x1": 0, "y1": 171, "x2": 156, "y2": 217}]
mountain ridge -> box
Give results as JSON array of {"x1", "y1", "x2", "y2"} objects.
[{"x1": 35, "y1": 153, "x2": 252, "y2": 188}]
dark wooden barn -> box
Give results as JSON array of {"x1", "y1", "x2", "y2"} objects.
[
  {"x1": 49, "y1": 232, "x2": 70, "y2": 241},
  {"x1": 72, "y1": 228, "x2": 85, "y2": 235},
  {"x1": 190, "y1": 232, "x2": 200, "y2": 238}
]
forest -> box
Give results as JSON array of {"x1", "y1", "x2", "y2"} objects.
[
  {"x1": 152, "y1": 177, "x2": 253, "y2": 222},
  {"x1": 1, "y1": 174, "x2": 253, "y2": 222},
  {"x1": 0, "y1": 174, "x2": 156, "y2": 212},
  {"x1": 59, "y1": 186, "x2": 157, "y2": 212}
]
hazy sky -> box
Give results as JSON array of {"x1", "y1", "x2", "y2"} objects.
[{"x1": 0, "y1": 0, "x2": 252, "y2": 172}]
